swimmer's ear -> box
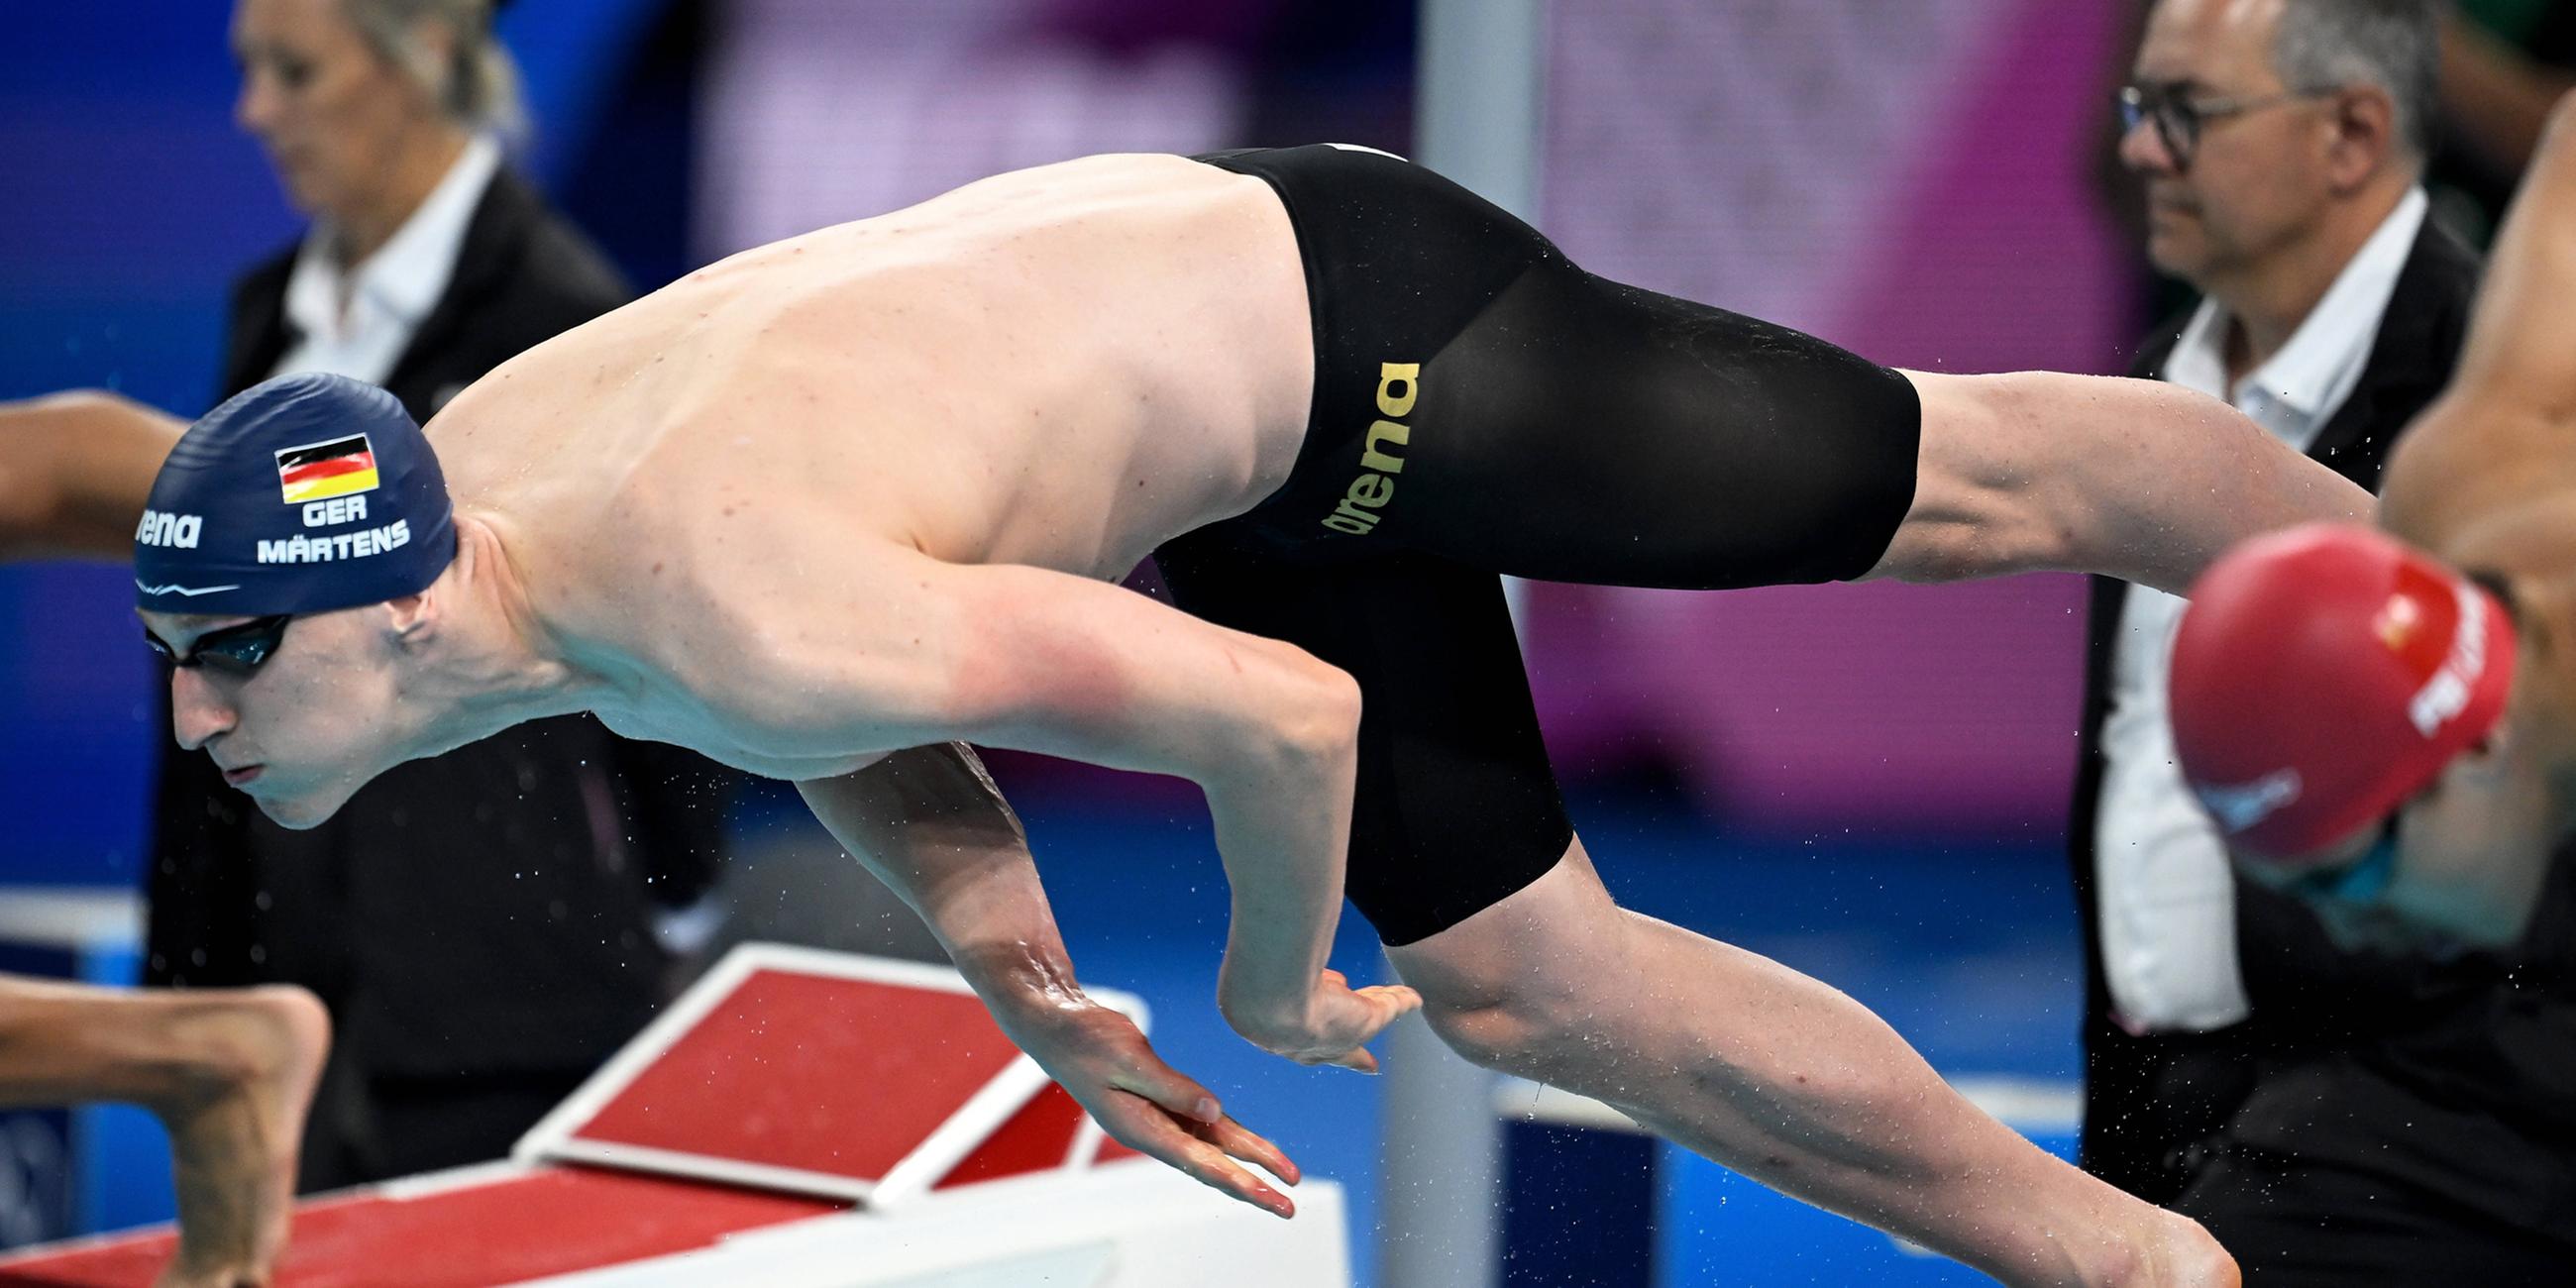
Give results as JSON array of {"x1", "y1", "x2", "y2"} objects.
[
  {"x1": 2452, "y1": 721, "x2": 2519, "y2": 781},
  {"x1": 2431, "y1": 732, "x2": 2516, "y2": 804},
  {"x1": 380, "y1": 591, "x2": 435, "y2": 646}
]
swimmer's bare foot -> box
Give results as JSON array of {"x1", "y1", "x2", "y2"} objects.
[{"x1": 150, "y1": 986, "x2": 330, "y2": 1288}]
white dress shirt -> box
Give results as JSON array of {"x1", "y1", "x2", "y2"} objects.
[
  {"x1": 269, "y1": 135, "x2": 502, "y2": 386},
  {"x1": 2094, "y1": 186, "x2": 2427, "y2": 1034}
]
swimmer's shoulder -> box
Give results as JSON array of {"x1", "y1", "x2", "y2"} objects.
[{"x1": 570, "y1": 533, "x2": 951, "y2": 767}]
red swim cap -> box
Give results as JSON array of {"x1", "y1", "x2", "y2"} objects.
[{"x1": 2169, "y1": 523, "x2": 2517, "y2": 862}]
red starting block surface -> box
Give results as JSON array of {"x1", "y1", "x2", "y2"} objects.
[
  {"x1": 0, "y1": 1164, "x2": 839, "y2": 1288},
  {"x1": 514, "y1": 946, "x2": 1138, "y2": 1204},
  {"x1": 0, "y1": 946, "x2": 1336, "y2": 1288}
]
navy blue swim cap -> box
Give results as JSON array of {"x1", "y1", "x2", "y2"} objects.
[{"x1": 134, "y1": 373, "x2": 457, "y2": 616}]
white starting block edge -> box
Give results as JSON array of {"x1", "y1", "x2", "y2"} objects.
[
  {"x1": 511, "y1": 943, "x2": 1148, "y2": 1209},
  {"x1": 511, "y1": 1159, "x2": 1349, "y2": 1288}
]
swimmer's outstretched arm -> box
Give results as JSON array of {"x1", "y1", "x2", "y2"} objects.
[
  {"x1": 797, "y1": 745, "x2": 1306, "y2": 1217},
  {"x1": 2383, "y1": 90, "x2": 2576, "y2": 554},
  {"x1": 0, "y1": 390, "x2": 184, "y2": 561}
]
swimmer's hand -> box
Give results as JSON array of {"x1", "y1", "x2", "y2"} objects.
[
  {"x1": 1228, "y1": 968, "x2": 1421, "y2": 1074},
  {"x1": 1013, "y1": 1001, "x2": 1305, "y2": 1219}
]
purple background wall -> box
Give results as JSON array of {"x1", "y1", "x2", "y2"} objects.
[{"x1": 1529, "y1": 0, "x2": 2140, "y2": 835}]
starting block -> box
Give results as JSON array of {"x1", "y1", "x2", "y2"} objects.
[{"x1": 0, "y1": 944, "x2": 1347, "y2": 1287}]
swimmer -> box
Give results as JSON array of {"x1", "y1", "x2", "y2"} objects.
[
  {"x1": 2170, "y1": 93, "x2": 2576, "y2": 954},
  {"x1": 131, "y1": 147, "x2": 2366, "y2": 1285}
]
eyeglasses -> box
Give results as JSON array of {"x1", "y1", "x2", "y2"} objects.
[
  {"x1": 2117, "y1": 82, "x2": 2325, "y2": 172},
  {"x1": 146, "y1": 614, "x2": 293, "y2": 675}
]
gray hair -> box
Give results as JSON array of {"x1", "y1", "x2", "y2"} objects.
[
  {"x1": 2272, "y1": 0, "x2": 2439, "y2": 165},
  {"x1": 339, "y1": 0, "x2": 526, "y2": 141}
]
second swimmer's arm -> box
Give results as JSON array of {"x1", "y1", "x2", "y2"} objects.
[{"x1": 0, "y1": 391, "x2": 185, "y2": 562}]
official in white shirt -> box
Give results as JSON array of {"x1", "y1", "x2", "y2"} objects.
[
  {"x1": 269, "y1": 133, "x2": 501, "y2": 387},
  {"x1": 2067, "y1": 2, "x2": 2576, "y2": 1284},
  {"x1": 2093, "y1": 186, "x2": 2428, "y2": 1041}
]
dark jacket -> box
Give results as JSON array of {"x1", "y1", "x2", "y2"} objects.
[
  {"x1": 2067, "y1": 215, "x2": 2487, "y2": 1201},
  {"x1": 146, "y1": 167, "x2": 732, "y2": 1182}
]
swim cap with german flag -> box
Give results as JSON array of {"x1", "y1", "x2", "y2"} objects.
[
  {"x1": 2169, "y1": 522, "x2": 2516, "y2": 862},
  {"x1": 134, "y1": 373, "x2": 456, "y2": 617}
]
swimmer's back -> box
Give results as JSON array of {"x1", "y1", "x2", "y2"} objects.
[{"x1": 431, "y1": 153, "x2": 1316, "y2": 596}]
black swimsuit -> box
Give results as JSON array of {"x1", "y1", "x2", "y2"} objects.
[{"x1": 1160, "y1": 145, "x2": 1923, "y2": 944}]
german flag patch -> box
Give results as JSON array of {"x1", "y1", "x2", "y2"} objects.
[{"x1": 274, "y1": 434, "x2": 380, "y2": 504}]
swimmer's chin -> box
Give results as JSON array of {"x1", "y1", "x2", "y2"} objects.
[{"x1": 249, "y1": 789, "x2": 358, "y2": 831}]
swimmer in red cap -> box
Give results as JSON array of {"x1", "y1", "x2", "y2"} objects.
[
  {"x1": 115, "y1": 146, "x2": 2371, "y2": 1284},
  {"x1": 2173, "y1": 95, "x2": 2576, "y2": 954}
]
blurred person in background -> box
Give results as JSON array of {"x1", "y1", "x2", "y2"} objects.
[
  {"x1": 2433, "y1": 0, "x2": 2576, "y2": 239},
  {"x1": 2080, "y1": 1, "x2": 2576, "y2": 1280},
  {"x1": 6, "y1": 0, "x2": 736, "y2": 1196}
]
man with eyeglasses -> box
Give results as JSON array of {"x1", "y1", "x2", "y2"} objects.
[{"x1": 2079, "y1": 1, "x2": 2576, "y2": 1282}]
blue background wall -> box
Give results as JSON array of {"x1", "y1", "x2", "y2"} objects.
[{"x1": 0, "y1": 0, "x2": 689, "y2": 886}]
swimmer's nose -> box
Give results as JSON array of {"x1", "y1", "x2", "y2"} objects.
[{"x1": 170, "y1": 667, "x2": 236, "y2": 751}]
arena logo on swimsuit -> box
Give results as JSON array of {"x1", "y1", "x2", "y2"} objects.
[{"x1": 1322, "y1": 363, "x2": 1419, "y2": 536}]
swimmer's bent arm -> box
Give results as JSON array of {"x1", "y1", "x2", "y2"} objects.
[
  {"x1": 0, "y1": 390, "x2": 184, "y2": 561},
  {"x1": 796, "y1": 745, "x2": 1305, "y2": 1217},
  {"x1": 748, "y1": 556, "x2": 1411, "y2": 1066}
]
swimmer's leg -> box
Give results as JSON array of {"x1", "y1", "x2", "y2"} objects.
[
  {"x1": 1380, "y1": 262, "x2": 2370, "y2": 596},
  {"x1": 0, "y1": 975, "x2": 328, "y2": 1286},
  {"x1": 1386, "y1": 848, "x2": 2238, "y2": 1287},
  {"x1": 1868, "y1": 370, "x2": 2373, "y2": 595},
  {"x1": 1227, "y1": 145, "x2": 2367, "y2": 595},
  {"x1": 1154, "y1": 530, "x2": 2231, "y2": 1283}
]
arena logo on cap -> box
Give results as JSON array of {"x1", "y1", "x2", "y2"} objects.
[
  {"x1": 274, "y1": 434, "x2": 380, "y2": 504},
  {"x1": 134, "y1": 508, "x2": 203, "y2": 549},
  {"x1": 2193, "y1": 768, "x2": 2303, "y2": 834}
]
